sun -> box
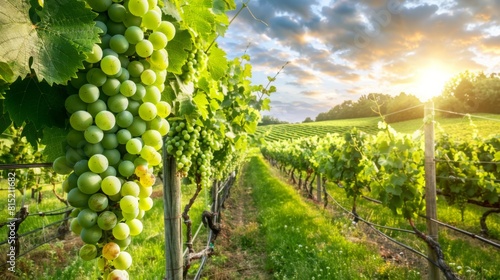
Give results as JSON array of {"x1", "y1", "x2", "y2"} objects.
[{"x1": 414, "y1": 64, "x2": 454, "y2": 101}]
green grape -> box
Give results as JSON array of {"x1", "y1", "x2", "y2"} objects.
[
  {"x1": 65, "y1": 94, "x2": 87, "y2": 114},
  {"x1": 148, "y1": 31, "x2": 167, "y2": 50},
  {"x1": 121, "y1": 181, "x2": 140, "y2": 197},
  {"x1": 150, "y1": 49, "x2": 168, "y2": 69},
  {"x1": 141, "y1": 129, "x2": 162, "y2": 147},
  {"x1": 135, "y1": 39, "x2": 154, "y2": 58},
  {"x1": 138, "y1": 197, "x2": 153, "y2": 211},
  {"x1": 116, "y1": 110, "x2": 134, "y2": 128},
  {"x1": 86, "y1": 68, "x2": 107, "y2": 87},
  {"x1": 156, "y1": 101, "x2": 171, "y2": 118},
  {"x1": 118, "y1": 160, "x2": 135, "y2": 177},
  {"x1": 113, "y1": 251, "x2": 133, "y2": 270},
  {"x1": 119, "y1": 80, "x2": 136, "y2": 97},
  {"x1": 108, "y1": 3, "x2": 127, "y2": 22},
  {"x1": 158, "y1": 118, "x2": 170, "y2": 136},
  {"x1": 131, "y1": 83, "x2": 146, "y2": 101},
  {"x1": 156, "y1": 21, "x2": 176, "y2": 41},
  {"x1": 140, "y1": 69, "x2": 156, "y2": 85},
  {"x1": 103, "y1": 48, "x2": 119, "y2": 58},
  {"x1": 122, "y1": 208, "x2": 139, "y2": 220},
  {"x1": 81, "y1": 225, "x2": 102, "y2": 244},
  {"x1": 74, "y1": 159, "x2": 90, "y2": 176},
  {"x1": 70, "y1": 110, "x2": 93, "y2": 131},
  {"x1": 102, "y1": 78, "x2": 121, "y2": 96},
  {"x1": 138, "y1": 102, "x2": 157, "y2": 121},
  {"x1": 103, "y1": 149, "x2": 121, "y2": 166},
  {"x1": 108, "y1": 94, "x2": 129, "y2": 113},
  {"x1": 98, "y1": 211, "x2": 118, "y2": 231},
  {"x1": 66, "y1": 147, "x2": 84, "y2": 166},
  {"x1": 110, "y1": 35, "x2": 129, "y2": 54},
  {"x1": 128, "y1": 0, "x2": 149, "y2": 16},
  {"x1": 139, "y1": 145, "x2": 156, "y2": 161},
  {"x1": 128, "y1": 117, "x2": 147, "y2": 137},
  {"x1": 124, "y1": 26, "x2": 144, "y2": 44},
  {"x1": 53, "y1": 156, "x2": 73, "y2": 175},
  {"x1": 142, "y1": 85, "x2": 160, "y2": 103},
  {"x1": 100, "y1": 166, "x2": 117, "y2": 178},
  {"x1": 88, "y1": 154, "x2": 109, "y2": 173},
  {"x1": 126, "y1": 138, "x2": 143, "y2": 155},
  {"x1": 79, "y1": 244, "x2": 98, "y2": 261},
  {"x1": 100, "y1": 34, "x2": 111, "y2": 49},
  {"x1": 149, "y1": 151, "x2": 162, "y2": 166},
  {"x1": 120, "y1": 195, "x2": 139, "y2": 213},
  {"x1": 88, "y1": 193, "x2": 109, "y2": 212},
  {"x1": 102, "y1": 242, "x2": 121, "y2": 260},
  {"x1": 95, "y1": 111, "x2": 116, "y2": 131},
  {"x1": 84, "y1": 142, "x2": 104, "y2": 157},
  {"x1": 67, "y1": 130, "x2": 86, "y2": 149},
  {"x1": 85, "y1": 43, "x2": 103, "y2": 64},
  {"x1": 77, "y1": 208, "x2": 98, "y2": 229},
  {"x1": 117, "y1": 129, "x2": 132, "y2": 144},
  {"x1": 101, "y1": 55, "x2": 122, "y2": 76},
  {"x1": 86, "y1": 0, "x2": 112, "y2": 12},
  {"x1": 127, "y1": 100, "x2": 141, "y2": 115},
  {"x1": 102, "y1": 134, "x2": 119, "y2": 149},
  {"x1": 84, "y1": 125, "x2": 104, "y2": 144},
  {"x1": 87, "y1": 100, "x2": 108, "y2": 118},
  {"x1": 124, "y1": 12, "x2": 142, "y2": 27},
  {"x1": 67, "y1": 188, "x2": 91, "y2": 208},
  {"x1": 79, "y1": 84, "x2": 100, "y2": 103},
  {"x1": 126, "y1": 219, "x2": 143, "y2": 236},
  {"x1": 112, "y1": 223, "x2": 130, "y2": 240},
  {"x1": 107, "y1": 269, "x2": 129, "y2": 280},
  {"x1": 138, "y1": 186, "x2": 152, "y2": 198},
  {"x1": 95, "y1": 21, "x2": 108, "y2": 35},
  {"x1": 101, "y1": 175, "x2": 122, "y2": 196},
  {"x1": 142, "y1": 10, "x2": 161, "y2": 30},
  {"x1": 127, "y1": 60, "x2": 144, "y2": 78},
  {"x1": 70, "y1": 218, "x2": 83, "y2": 235},
  {"x1": 146, "y1": 116, "x2": 162, "y2": 130},
  {"x1": 107, "y1": 21, "x2": 127, "y2": 36},
  {"x1": 78, "y1": 171, "x2": 103, "y2": 194}
]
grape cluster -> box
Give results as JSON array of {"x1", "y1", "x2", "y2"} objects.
[
  {"x1": 180, "y1": 43, "x2": 208, "y2": 83},
  {"x1": 165, "y1": 120, "x2": 200, "y2": 175},
  {"x1": 52, "y1": 0, "x2": 175, "y2": 279},
  {"x1": 165, "y1": 120, "x2": 223, "y2": 188}
]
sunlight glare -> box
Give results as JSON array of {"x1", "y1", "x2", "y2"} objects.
[{"x1": 414, "y1": 64, "x2": 454, "y2": 101}]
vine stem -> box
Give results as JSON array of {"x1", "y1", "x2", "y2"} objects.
[{"x1": 408, "y1": 219, "x2": 460, "y2": 280}]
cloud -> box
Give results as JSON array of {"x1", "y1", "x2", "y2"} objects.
[{"x1": 220, "y1": 0, "x2": 500, "y2": 122}]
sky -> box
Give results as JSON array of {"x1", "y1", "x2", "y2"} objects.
[{"x1": 217, "y1": 0, "x2": 500, "y2": 123}]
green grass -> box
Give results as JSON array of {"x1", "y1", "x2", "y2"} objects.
[
  {"x1": 243, "y1": 153, "x2": 422, "y2": 279},
  {"x1": 257, "y1": 114, "x2": 500, "y2": 142}
]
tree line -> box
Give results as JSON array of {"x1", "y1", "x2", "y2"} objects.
[{"x1": 314, "y1": 70, "x2": 500, "y2": 123}]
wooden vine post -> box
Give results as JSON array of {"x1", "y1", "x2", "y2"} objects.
[
  {"x1": 162, "y1": 146, "x2": 183, "y2": 280},
  {"x1": 424, "y1": 101, "x2": 439, "y2": 280}
]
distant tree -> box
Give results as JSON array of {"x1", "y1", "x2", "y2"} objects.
[
  {"x1": 259, "y1": 115, "x2": 289, "y2": 126},
  {"x1": 303, "y1": 117, "x2": 314, "y2": 123},
  {"x1": 385, "y1": 92, "x2": 423, "y2": 123},
  {"x1": 315, "y1": 93, "x2": 391, "y2": 121}
]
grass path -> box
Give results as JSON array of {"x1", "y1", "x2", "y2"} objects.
[{"x1": 210, "y1": 153, "x2": 421, "y2": 279}]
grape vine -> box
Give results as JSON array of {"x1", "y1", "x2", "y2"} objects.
[{"x1": 0, "y1": 0, "x2": 274, "y2": 278}]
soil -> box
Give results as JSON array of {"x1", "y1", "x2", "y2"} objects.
[{"x1": 201, "y1": 169, "x2": 272, "y2": 280}]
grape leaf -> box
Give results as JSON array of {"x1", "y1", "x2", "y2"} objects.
[
  {"x1": 0, "y1": 0, "x2": 100, "y2": 85},
  {"x1": 208, "y1": 45, "x2": 228, "y2": 81},
  {"x1": 166, "y1": 29, "x2": 192, "y2": 74},
  {"x1": 5, "y1": 77, "x2": 66, "y2": 130},
  {"x1": 20, "y1": 121, "x2": 42, "y2": 148},
  {"x1": 193, "y1": 92, "x2": 209, "y2": 120},
  {"x1": 0, "y1": 100, "x2": 12, "y2": 133},
  {"x1": 41, "y1": 126, "x2": 67, "y2": 161}
]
